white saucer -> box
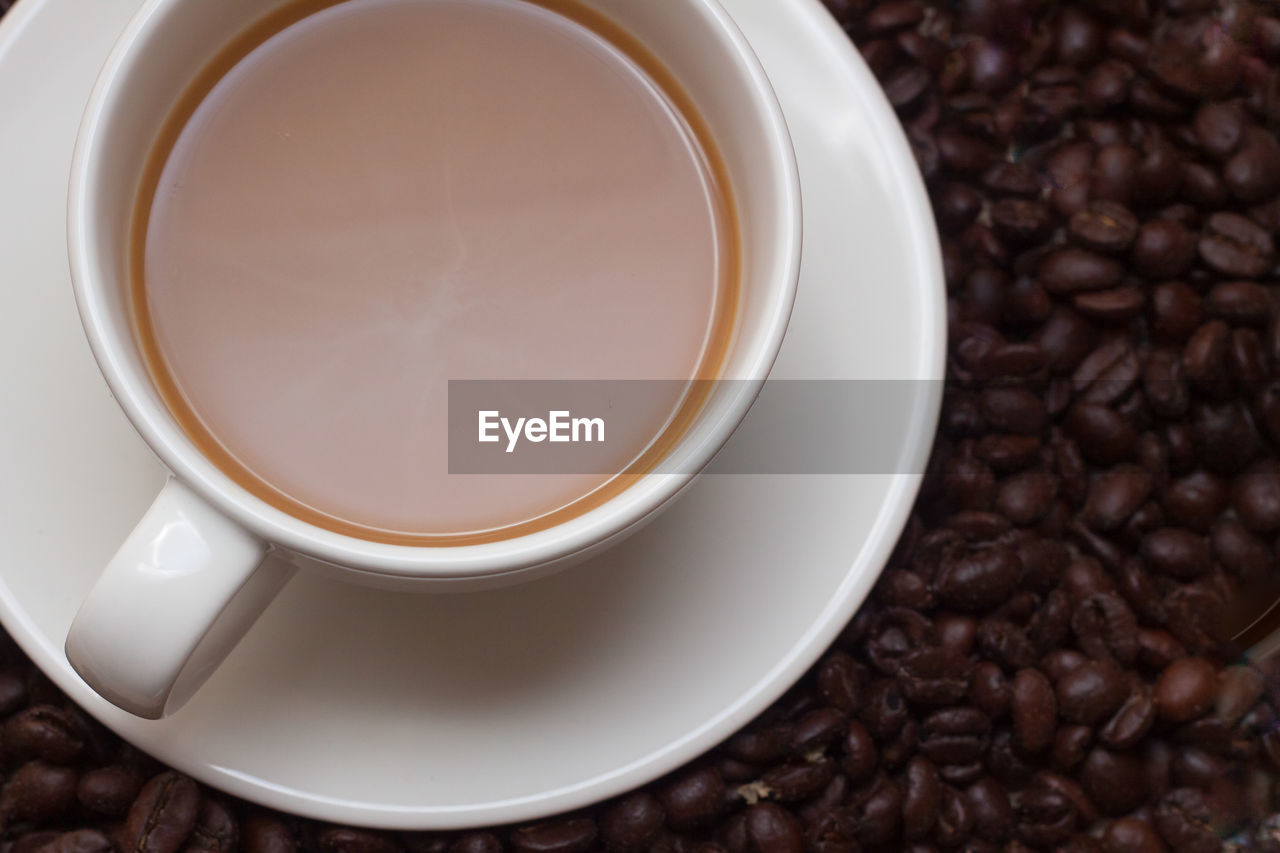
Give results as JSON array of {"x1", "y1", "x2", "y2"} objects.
[{"x1": 0, "y1": 0, "x2": 944, "y2": 830}]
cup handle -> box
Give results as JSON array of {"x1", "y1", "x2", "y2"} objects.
[{"x1": 65, "y1": 478, "x2": 295, "y2": 719}]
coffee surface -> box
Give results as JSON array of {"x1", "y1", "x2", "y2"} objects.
[{"x1": 137, "y1": 0, "x2": 735, "y2": 542}]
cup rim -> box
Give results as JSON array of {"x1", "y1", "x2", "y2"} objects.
[{"x1": 67, "y1": 0, "x2": 802, "y2": 579}]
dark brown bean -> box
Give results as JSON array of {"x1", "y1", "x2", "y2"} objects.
[
  {"x1": 1140, "y1": 528, "x2": 1211, "y2": 580},
  {"x1": 119, "y1": 773, "x2": 200, "y2": 853},
  {"x1": 451, "y1": 834, "x2": 502, "y2": 853},
  {"x1": 1153, "y1": 789, "x2": 1218, "y2": 853},
  {"x1": 1198, "y1": 211, "x2": 1276, "y2": 278},
  {"x1": 76, "y1": 765, "x2": 142, "y2": 817},
  {"x1": 1149, "y1": 282, "x2": 1203, "y2": 345},
  {"x1": 902, "y1": 757, "x2": 941, "y2": 840},
  {"x1": 743, "y1": 803, "x2": 803, "y2": 853},
  {"x1": 3, "y1": 706, "x2": 84, "y2": 766},
  {"x1": 317, "y1": 829, "x2": 398, "y2": 853},
  {"x1": 1051, "y1": 725, "x2": 1093, "y2": 771},
  {"x1": 1224, "y1": 135, "x2": 1280, "y2": 203},
  {"x1": 1100, "y1": 689, "x2": 1157, "y2": 749},
  {"x1": 1082, "y1": 466, "x2": 1151, "y2": 530},
  {"x1": 658, "y1": 768, "x2": 725, "y2": 830},
  {"x1": 1068, "y1": 201, "x2": 1138, "y2": 254},
  {"x1": 243, "y1": 818, "x2": 296, "y2": 853},
  {"x1": 600, "y1": 794, "x2": 664, "y2": 852},
  {"x1": 840, "y1": 721, "x2": 878, "y2": 783},
  {"x1": 1056, "y1": 660, "x2": 1128, "y2": 724},
  {"x1": 1080, "y1": 749, "x2": 1148, "y2": 816},
  {"x1": 509, "y1": 821, "x2": 597, "y2": 853},
  {"x1": 185, "y1": 800, "x2": 238, "y2": 853},
  {"x1": 1040, "y1": 248, "x2": 1125, "y2": 293},
  {"x1": 1131, "y1": 221, "x2": 1195, "y2": 279},
  {"x1": 1101, "y1": 817, "x2": 1168, "y2": 853},
  {"x1": 816, "y1": 652, "x2": 861, "y2": 715},
  {"x1": 1011, "y1": 668, "x2": 1056, "y2": 753},
  {"x1": 1231, "y1": 466, "x2": 1280, "y2": 532},
  {"x1": 1154, "y1": 658, "x2": 1217, "y2": 723},
  {"x1": 1, "y1": 761, "x2": 77, "y2": 824},
  {"x1": 1205, "y1": 281, "x2": 1271, "y2": 326},
  {"x1": 963, "y1": 777, "x2": 1011, "y2": 843}
]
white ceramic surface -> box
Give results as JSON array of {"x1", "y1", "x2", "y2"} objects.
[{"x1": 0, "y1": 0, "x2": 944, "y2": 830}]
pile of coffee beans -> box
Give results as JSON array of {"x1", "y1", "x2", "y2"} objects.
[{"x1": 3, "y1": 0, "x2": 1280, "y2": 850}]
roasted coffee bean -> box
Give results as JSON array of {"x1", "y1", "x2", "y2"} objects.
[
  {"x1": 789, "y1": 708, "x2": 846, "y2": 754},
  {"x1": 509, "y1": 821, "x2": 597, "y2": 853},
  {"x1": 76, "y1": 765, "x2": 142, "y2": 818},
  {"x1": 1072, "y1": 592, "x2": 1139, "y2": 663},
  {"x1": 1190, "y1": 400, "x2": 1261, "y2": 474},
  {"x1": 817, "y1": 653, "x2": 861, "y2": 715},
  {"x1": 1101, "y1": 689, "x2": 1158, "y2": 749},
  {"x1": 967, "y1": 662, "x2": 1010, "y2": 720},
  {"x1": 727, "y1": 726, "x2": 789, "y2": 766},
  {"x1": 1224, "y1": 135, "x2": 1280, "y2": 203},
  {"x1": 1011, "y1": 668, "x2": 1056, "y2": 753},
  {"x1": 1159, "y1": 472, "x2": 1227, "y2": 533},
  {"x1": 185, "y1": 800, "x2": 238, "y2": 853},
  {"x1": 1139, "y1": 528, "x2": 1211, "y2": 580},
  {"x1": 1056, "y1": 660, "x2": 1128, "y2": 724},
  {"x1": 1, "y1": 761, "x2": 77, "y2": 824},
  {"x1": 1082, "y1": 466, "x2": 1151, "y2": 530},
  {"x1": 920, "y1": 707, "x2": 991, "y2": 766},
  {"x1": 659, "y1": 768, "x2": 725, "y2": 830},
  {"x1": 318, "y1": 834, "x2": 395, "y2": 853},
  {"x1": 1198, "y1": 211, "x2": 1276, "y2": 278},
  {"x1": 120, "y1": 773, "x2": 200, "y2": 853},
  {"x1": 1101, "y1": 817, "x2": 1167, "y2": 853},
  {"x1": 600, "y1": 794, "x2": 664, "y2": 852},
  {"x1": 902, "y1": 757, "x2": 941, "y2": 840},
  {"x1": 1132, "y1": 220, "x2": 1195, "y2": 279},
  {"x1": 742, "y1": 803, "x2": 803, "y2": 853},
  {"x1": 763, "y1": 761, "x2": 836, "y2": 803},
  {"x1": 963, "y1": 777, "x2": 1011, "y2": 843},
  {"x1": 848, "y1": 776, "x2": 902, "y2": 847},
  {"x1": 1069, "y1": 202, "x2": 1138, "y2": 254},
  {"x1": 1154, "y1": 658, "x2": 1217, "y2": 723},
  {"x1": 1073, "y1": 337, "x2": 1139, "y2": 405},
  {"x1": 898, "y1": 648, "x2": 971, "y2": 705},
  {"x1": 1067, "y1": 404, "x2": 1137, "y2": 465},
  {"x1": 1149, "y1": 282, "x2": 1203, "y2": 345},
  {"x1": 934, "y1": 614, "x2": 979, "y2": 657},
  {"x1": 995, "y1": 471, "x2": 1057, "y2": 525},
  {"x1": 1153, "y1": 789, "x2": 1218, "y2": 853},
  {"x1": 932, "y1": 786, "x2": 973, "y2": 847},
  {"x1": 1051, "y1": 725, "x2": 1094, "y2": 770},
  {"x1": 1081, "y1": 749, "x2": 1148, "y2": 816},
  {"x1": 1117, "y1": 560, "x2": 1166, "y2": 625},
  {"x1": 1, "y1": 710, "x2": 77, "y2": 771},
  {"x1": 1232, "y1": 465, "x2": 1280, "y2": 532},
  {"x1": 934, "y1": 545, "x2": 1021, "y2": 612},
  {"x1": 979, "y1": 389, "x2": 1047, "y2": 435},
  {"x1": 1211, "y1": 517, "x2": 1272, "y2": 583},
  {"x1": 1192, "y1": 101, "x2": 1246, "y2": 159},
  {"x1": 1182, "y1": 320, "x2": 1230, "y2": 394},
  {"x1": 839, "y1": 720, "x2": 878, "y2": 783},
  {"x1": 35, "y1": 830, "x2": 111, "y2": 853},
  {"x1": 1015, "y1": 781, "x2": 1077, "y2": 847},
  {"x1": 1205, "y1": 280, "x2": 1271, "y2": 326},
  {"x1": 978, "y1": 619, "x2": 1037, "y2": 670},
  {"x1": 451, "y1": 834, "x2": 502, "y2": 853},
  {"x1": 243, "y1": 818, "x2": 296, "y2": 853},
  {"x1": 1214, "y1": 666, "x2": 1264, "y2": 727},
  {"x1": 1040, "y1": 248, "x2": 1125, "y2": 293}
]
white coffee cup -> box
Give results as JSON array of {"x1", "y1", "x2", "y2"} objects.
[{"x1": 65, "y1": 0, "x2": 801, "y2": 719}]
